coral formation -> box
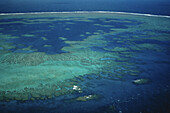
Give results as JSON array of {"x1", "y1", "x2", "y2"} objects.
[
  {"x1": 0, "y1": 13, "x2": 169, "y2": 102},
  {"x1": 75, "y1": 94, "x2": 100, "y2": 101},
  {"x1": 132, "y1": 78, "x2": 150, "y2": 85}
]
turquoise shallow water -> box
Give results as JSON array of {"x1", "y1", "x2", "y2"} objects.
[{"x1": 0, "y1": 12, "x2": 170, "y2": 113}]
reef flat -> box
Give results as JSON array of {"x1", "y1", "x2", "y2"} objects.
[{"x1": 0, "y1": 13, "x2": 170, "y2": 113}]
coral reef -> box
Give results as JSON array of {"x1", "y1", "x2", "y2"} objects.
[
  {"x1": 75, "y1": 94, "x2": 100, "y2": 101},
  {"x1": 0, "y1": 13, "x2": 169, "y2": 102},
  {"x1": 132, "y1": 78, "x2": 150, "y2": 85}
]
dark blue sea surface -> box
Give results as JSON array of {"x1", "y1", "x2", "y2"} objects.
[
  {"x1": 0, "y1": 17, "x2": 141, "y2": 54},
  {"x1": 0, "y1": 0, "x2": 170, "y2": 15}
]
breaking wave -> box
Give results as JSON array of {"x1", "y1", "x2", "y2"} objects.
[{"x1": 0, "y1": 11, "x2": 170, "y2": 18}]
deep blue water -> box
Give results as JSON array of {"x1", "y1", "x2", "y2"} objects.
[
  {"x1": 0, "y1": 17, "x2": 141, "y2": 54},
  {"x1": 0, "y1": 0, "x2": 170, "y2": 15}
]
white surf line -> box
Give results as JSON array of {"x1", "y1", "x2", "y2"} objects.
[{"x1": 0, "y1": 11, "x2": 170, "y2": 18}]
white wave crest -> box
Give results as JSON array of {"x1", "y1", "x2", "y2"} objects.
[{"x1": 0, "y1": 11, "x2": 170, "y2": 18}]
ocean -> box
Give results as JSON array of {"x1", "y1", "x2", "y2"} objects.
[
  {"x1": 0, "y1": 1, "x2": 170, "y2": 113},
  {"x1": 0, "y1": 0, "x2": 170, "y2": 16}
]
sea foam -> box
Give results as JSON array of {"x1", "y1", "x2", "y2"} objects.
[{"x1": 0, "y1": 11, "x2": 170, "y2": 18}]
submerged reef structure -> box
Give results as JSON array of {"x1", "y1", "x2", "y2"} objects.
[
  {"x1": 75, "y1": 94, "x2": 100, "y2": 101},
  {"x1": 132, "y1": 78, "x2": 150, "y2": 85},
  {"x1": 0, "y1": 13, "x2": 169, "y2": 103}
]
